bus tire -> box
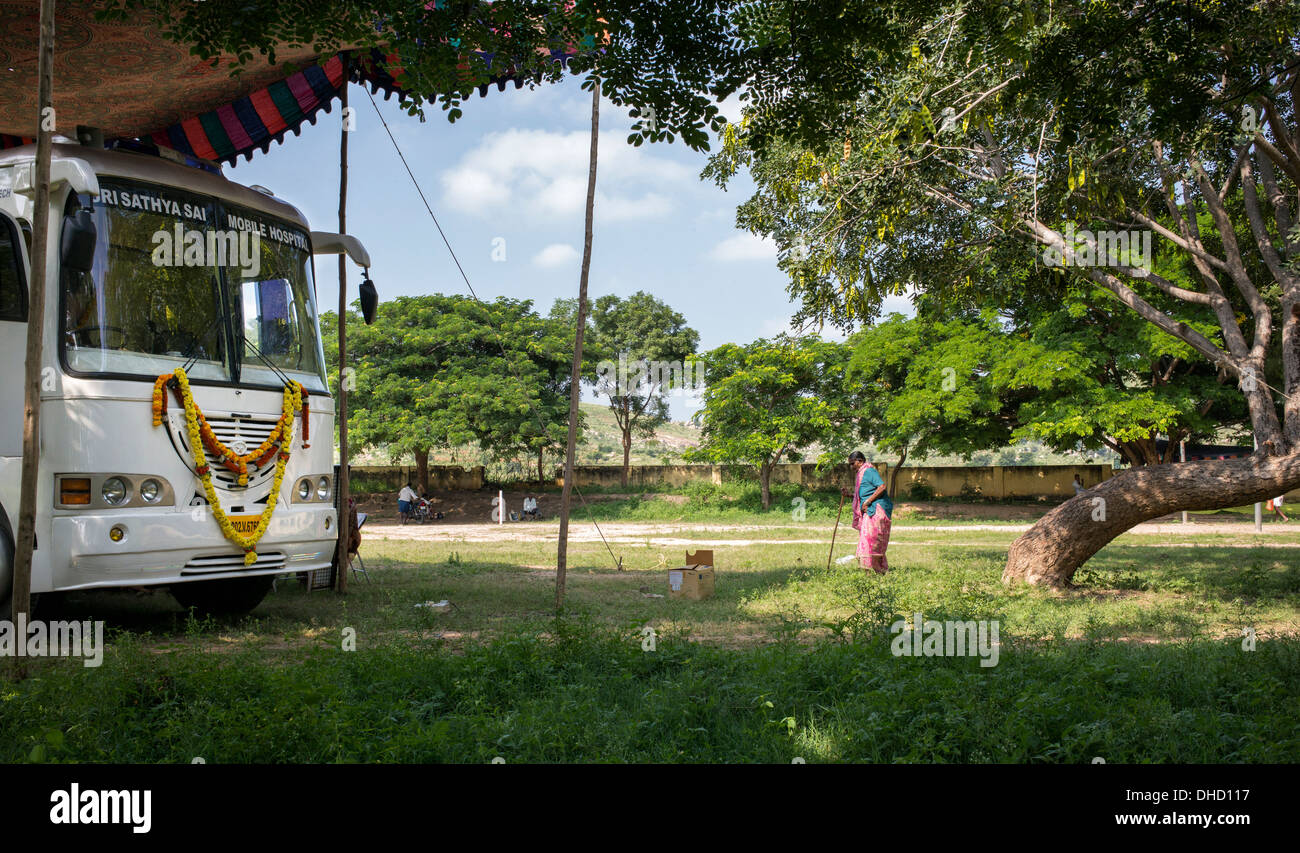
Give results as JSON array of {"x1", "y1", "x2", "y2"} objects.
[{"x1": 171, "y1": 575, "x2": 274, "y2": 616}]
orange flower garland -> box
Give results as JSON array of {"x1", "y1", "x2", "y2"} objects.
[{"x1": 151, "y1": 374, "x2": 170, "y2": 427}]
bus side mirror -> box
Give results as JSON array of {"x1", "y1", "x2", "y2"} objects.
[
  {"x1": 61, "y1": 209, "x2": 97, "y2": 273},
  {"x1": 358, "y1": 274, "x2": 377, "y2": 325}
]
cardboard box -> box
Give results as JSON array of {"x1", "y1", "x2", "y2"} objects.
[{"x1": 669, "y1": 549, "x2": 715, "y2": 600}]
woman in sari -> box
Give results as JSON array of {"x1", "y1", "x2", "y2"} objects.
[{"x1": 841, "y1": 451, "x2": 893, "y2": 573}]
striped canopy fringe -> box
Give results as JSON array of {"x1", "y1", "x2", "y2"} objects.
[{"x1": 137, "y1": 46, "x2": 580, "y2": 166}]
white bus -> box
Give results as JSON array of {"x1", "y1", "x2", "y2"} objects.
[{"x1": 0, "y1": 140, "x2": 370, "y2": 616}]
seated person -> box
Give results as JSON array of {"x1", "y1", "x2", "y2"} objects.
[{"x1": 522, "y1": 496, "x2": 540, "y2": 520}]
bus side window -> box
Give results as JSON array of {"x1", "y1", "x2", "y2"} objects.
[{"x1": 0, "y1": 217, "x2": 27, "y2": 322}]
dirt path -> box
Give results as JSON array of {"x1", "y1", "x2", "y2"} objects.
[{"x1": 362, "y1": 518, "x2": 1300, "y2": 546}]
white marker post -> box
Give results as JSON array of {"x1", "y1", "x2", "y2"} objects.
[
  {"x1": 499, "y1": 489, "x2": 504, "y2": 525},
  {"x1": 1180, "y1": 441, "x2": 1187, "y2": 524}
]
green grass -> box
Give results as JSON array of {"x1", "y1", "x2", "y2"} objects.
[{"x1": 3, "y1": 524, "x2": 1299, "y2": 763}]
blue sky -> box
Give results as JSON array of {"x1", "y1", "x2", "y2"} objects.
[{"x1": 225, "y1": 74, "x2": 910, "y2": 418}]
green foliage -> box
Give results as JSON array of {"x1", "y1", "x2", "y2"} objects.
[
  {"x1": 842, "y1": 313, "x2": 1015, "y2": 464},
  {"x1": 346, "y1": 475, "x2": 395, "y2": 495},
  {"x1": 688, "y1": 335, "x2": 847, "y2": 505},
  {"x1": 844, "y1": 301, "x2": 1249, "y2": 468},
  {"x1": 907, "y1": 480, "x2": 935, "y2": 501},
  {"x1": 4, "y1": 616, "x2": 1298, "y2": 763},
  {"x1": 324, "y1": 294, "x2": 576, "y2": 472}
]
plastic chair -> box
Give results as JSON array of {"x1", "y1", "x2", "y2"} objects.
[{"x1": 351, "y1": 512, "x2": 370, "y2": 583}]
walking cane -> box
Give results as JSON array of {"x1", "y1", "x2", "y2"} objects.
[{"x1": 827, "y1": 492, "x2": 846, "y2": 571}]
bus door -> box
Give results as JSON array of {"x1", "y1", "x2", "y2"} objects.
[{"x1": 0, "y1": 211, "x2": 28, "y2": 457}]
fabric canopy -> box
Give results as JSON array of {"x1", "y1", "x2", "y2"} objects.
[{"x1": 0, "y1": 0, "x2": 579, "y2": 164}]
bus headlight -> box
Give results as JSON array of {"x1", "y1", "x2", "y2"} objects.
[
  {"x1": 139, "y1": 478, "x2": 162, "y2": 504},
  {"x1": 55, "y1": 474, "x2": 175, "y2": 509},
  {"x1": 292, "y1": 474, "x2": 334, "y2": 503},
  {"x1": 102, "y1": 477, "x2": 128, "y2": 505}
]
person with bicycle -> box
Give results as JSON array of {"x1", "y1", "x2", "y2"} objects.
[{"x1": 398, "y1": 482, "x2": 418, "y2": 524}]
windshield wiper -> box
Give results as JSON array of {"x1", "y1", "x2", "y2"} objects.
[
  {"x1": 239, "y1": 329, "x2": 297, "y2": 389},
  {"x1": 179, "y1": 312, "x2": 226, "y2": 375}
]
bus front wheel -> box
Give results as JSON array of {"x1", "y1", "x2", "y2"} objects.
[{"x1": 171, "y1": 575, "x2": 274, "y2": 616}]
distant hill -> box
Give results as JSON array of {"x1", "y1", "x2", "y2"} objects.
[{"x1": 571, "y1": 402, "x2": 701, "y2": 464}]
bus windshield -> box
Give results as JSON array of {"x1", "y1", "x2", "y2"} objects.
[{"x1": 62, "y1": 178, "x2": 328, "y2": 391}]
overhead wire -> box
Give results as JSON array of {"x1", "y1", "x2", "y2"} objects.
[{"x1": 362, "y1": 84, "x2": 624, "y2": 571}]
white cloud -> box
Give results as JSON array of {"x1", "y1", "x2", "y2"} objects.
[
  {"x1": 597, "y1": 191, "x2": 672, "y2": 221},
  {"x1": 439, "y1": 128, "x2": 693, "y2": 223},
  {"x1": 710, "y1": 232, "x2": 777, "y2": 262},
  {"x1": 533, "y1": 243, "x2": 581, "y2": 268}
]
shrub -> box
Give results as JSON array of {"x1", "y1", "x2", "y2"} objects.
[{"x1": 908, "y1": 480, "x2": 936, "y2": 501}]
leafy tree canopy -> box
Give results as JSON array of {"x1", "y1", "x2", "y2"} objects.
[
  {"x1": 688, "y1": 334, "x2": 846, "y2": 507},
  {"x1": 323, "y1": 293, "x2": 576, "y2": 477}
]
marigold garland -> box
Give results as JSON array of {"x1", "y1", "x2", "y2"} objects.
[
  {"x1": 151, "y1": 374, "x2": 170, "y2": 427},
  {"x1": 160, "y1": 367, "x2": 304, "y2": 566},
  {"x1": 154, "y1": 374, "x2": 306, "y2": 486}
]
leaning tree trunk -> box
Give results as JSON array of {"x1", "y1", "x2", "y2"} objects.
[
  {"x1": 759, "y1": 461, "x2": 773, "y2": 510},
  {"x1": 888, "y1": 445, "x2": 908, "y2": 497},
  {"x1": 1004, "y1": 451, "x2": 1300, "y2": 587}
]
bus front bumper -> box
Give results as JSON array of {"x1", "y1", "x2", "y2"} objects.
[{"x1": 42, "y1": 504, "x2": 339, "y2": 592}]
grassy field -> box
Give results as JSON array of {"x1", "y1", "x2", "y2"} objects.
[{"x1": 3, "y1": 516, "x2": 1299, "y2": 763}]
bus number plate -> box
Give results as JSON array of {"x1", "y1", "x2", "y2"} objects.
[{"x1": 228, "y1": 515, "x2": 261, "y2": 535}]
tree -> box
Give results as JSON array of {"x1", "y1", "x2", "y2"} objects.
[
  {"x1": 840, "y1": 313, "x2": 1020, "y2": 495},
  {"x1": 702, "y1": 0, "x2": 1300, "y2": 586},
  {"x1": 323, "y1": 294, "x2": 576, "y2": 491},
  {"x1": 688, "y1": 335, "x2": 846, "y2": 508},
  {"x1": 554, "y1": 291, "x2": 700, "y2": 486},
  {"x1": 990, "y1": 282, "x2": 1247, "y2": 467},
  {"x1": 841, "y1": 301, "x2": 1248, "y2": 496}
]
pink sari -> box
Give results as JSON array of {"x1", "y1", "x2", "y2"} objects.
[{"x1": 851, "y1": 464, "x2": 890, "y2": 573}]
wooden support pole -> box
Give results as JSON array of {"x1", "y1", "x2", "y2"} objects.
[
  {"x1": 10, "y1": 0, "x2": 57, "y2": 636},
  {"x1": 335, "y1": 60, "x2": 351, "y2": 594},
  {"x1": 556, "y1": 79, "x2": 600, "y2": 611}
]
